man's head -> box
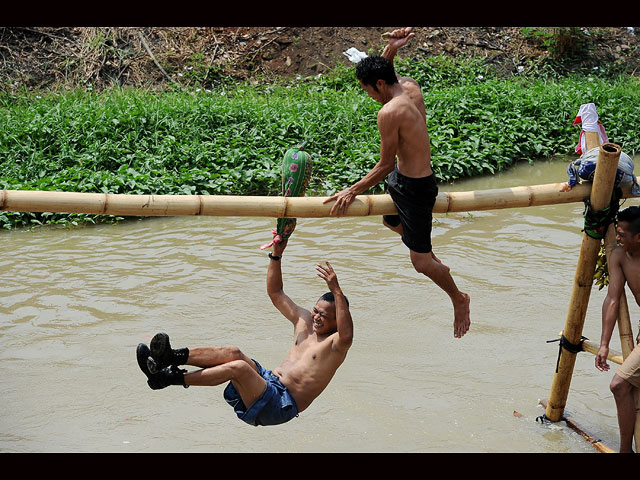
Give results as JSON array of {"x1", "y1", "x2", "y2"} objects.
[
  {"x1": 311, "y1": 292, "x2": 349, "y2": 336},
  {"x1": 355, "y1": 55, "x2": 398, "y2": 102},
  {"x1": 616, "y1": 206, "x2": 640, "y2": 252}
]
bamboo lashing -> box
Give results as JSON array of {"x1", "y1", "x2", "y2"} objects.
[
  {"x1": 0, "y1": 182, "x2": 636, "y2": 218},
  {"x1": 556, "y1": 332, "x2": 624, "y2": 365},
  {"x1": 545, "y1": 142, "x2": 622, "y2": 423}
]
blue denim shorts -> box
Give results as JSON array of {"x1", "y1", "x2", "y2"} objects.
[{"x1": 223, "y1": 359, "x2": 299, "y2": 426}]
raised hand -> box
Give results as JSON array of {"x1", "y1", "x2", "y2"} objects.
[
  {"x1": 383, "y1": 27, "x2": 414, "y2": 49},
  {"x1": 315, "y1": 261, "x2": 339, "y2": 291}
]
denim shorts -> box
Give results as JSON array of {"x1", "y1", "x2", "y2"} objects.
[{"x1": 223, "y1": 359, "x2": 299, "y2": 426}]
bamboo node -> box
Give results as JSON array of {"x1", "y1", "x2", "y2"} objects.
[{"x1": 197, "y1": 195, "x2": 204, "y2": 216}]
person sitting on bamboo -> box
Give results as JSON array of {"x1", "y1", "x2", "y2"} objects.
[
  {"x1": 595, "y1": 205, "x2": 640, "y2": 453},
  {"x1": 135, "y1": 239, "x2": 353, "y2": 427}
]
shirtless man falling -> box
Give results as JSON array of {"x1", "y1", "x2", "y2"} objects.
[
  {"x1": 324, "y1": 28, "x2": 470, "y2": 338},
  {"x1": 136, "y1": 239, "x2": 353, "y2": 426}
]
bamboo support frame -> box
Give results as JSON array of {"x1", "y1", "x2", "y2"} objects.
[
  {"x1": 545, "y1": 142, "x2": 622, "y2": 423},
  {"x1": 539, "y1": 400, "x2": 615, "y2": 453},
  {"x1": 0, "y1": 182, "x2": 636, "y2": 218}
]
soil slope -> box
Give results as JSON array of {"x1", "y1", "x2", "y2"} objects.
[{"x1": 1, "y1": 27, "x2": 638, "y2": 92}]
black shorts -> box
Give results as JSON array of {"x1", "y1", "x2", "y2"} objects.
[{"x1": 382, "y1": 168, "x2": 438, "y2": 254}]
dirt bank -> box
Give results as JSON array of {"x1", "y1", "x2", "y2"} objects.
[{"x1": 1, "y1": 27, "x2": 638, "y2": 92}]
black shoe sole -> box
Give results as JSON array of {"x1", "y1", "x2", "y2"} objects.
[
  {"x1": 148, "y1": 332, "x2": 171, "y2": 374},
  {"x1": 137, "y1": 342, "x2": 174, "y2": 390}
]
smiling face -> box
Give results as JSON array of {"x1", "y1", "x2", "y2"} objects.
[
  {"x1": 616, "y1": 220, "x2": 640, "y2": 253},
  {"x1": 311, "y1": 299, "x2": 337, "y2": 336}
]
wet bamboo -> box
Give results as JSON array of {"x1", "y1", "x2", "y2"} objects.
[
  {"x1": 545, "y1": 143, "x2": 622, "y2": 422},
  {"x1": 0, "y1": 182, "x2": 636, "y2": 218}
]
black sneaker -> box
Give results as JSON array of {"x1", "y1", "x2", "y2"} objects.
[
  {"x1": 147, "y1": 332, "x2": 173, "y2": 374},
  {"x1": 136, "y1": 343, "x2": 188, "y2": 390}
]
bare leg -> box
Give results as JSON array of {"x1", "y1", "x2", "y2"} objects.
[
  {"x1": 183, "y1": 346, "x2": 267, "y2": 409},
  {"x1": 186, "y1": 345, "x2": 257, "y2": 370},
  {"x1": 610, "y1": 374, "x2": 637, "y2": 453},
  {"x1": 383, "y1": 218, "x2": 470, "y2": 338},
  {"x1": 410, "y1": 249, "x2": 470, "y2": 339}
]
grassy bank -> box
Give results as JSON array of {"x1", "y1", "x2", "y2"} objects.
[{"x1": 1, "y1": 56, "x2": 639, "y2": 229}]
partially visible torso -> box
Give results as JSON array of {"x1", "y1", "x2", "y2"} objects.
[
  {"x1": 392, "y1": 76, "x2": 432, "y2": 178},
  {"x1": 273, "y1": 322, "x2": 347, "y2": 412},
  {"x1": 619, "y1": 249, "x2": 640, "y2": 306}
]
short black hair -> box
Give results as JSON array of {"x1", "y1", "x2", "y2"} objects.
[
  {"x1": 319, "y1": 291, "x2": 349, "y2": 307},
  {"x1": 617, "y1": 205, "x2": 640, "y2": 235},
  {"x1": 355, "y1": 55, "x2": 398, "y2": 90}
]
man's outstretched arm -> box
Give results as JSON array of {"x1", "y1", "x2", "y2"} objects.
[
  {"x1": 323, "y1": 107, "x2": 399, "y2": 216},
  {"x1": 596, "y1": 248, "x2": 626, "y2": 371},
  {"x1": 266, "y1": 240, "x2": 305, "y2": 324},
  {"x1": 382, "y1": 27, "x2": 414, "y2": 63}
]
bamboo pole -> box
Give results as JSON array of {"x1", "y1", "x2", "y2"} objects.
[
  {"x1": 539, "y1": 400, "x2": 615, "y2": 453},
  {"x1": 556, "y1": 332, "x2": 624, "y2": 365},
  {"x1": 545, "y1": 143, "x2": 622, "y2": 422},
  {"x1": 0, "y1": 182, "x2": 636, "y2": 218}
]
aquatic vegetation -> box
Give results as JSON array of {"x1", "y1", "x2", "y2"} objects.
[{"x1": 0, "y1": 58, "x2": 638, "y2": 229}]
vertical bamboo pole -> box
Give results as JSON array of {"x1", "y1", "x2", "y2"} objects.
[{"x1": 545, "y1": 142, "x2": 622, "y2": 422}]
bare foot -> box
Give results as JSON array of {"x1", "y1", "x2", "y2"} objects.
[{"x1": 453, "y1": 292, "x2": 470, "y2": 338}]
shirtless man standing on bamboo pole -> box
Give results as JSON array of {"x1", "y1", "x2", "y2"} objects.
[
  {"x1": 136, "y1": 240, "x2": 354, "y2": 426},
  {"x1": 596, "y1": 205, "x2": 640, "y2": 453},
  {"x1": 324, "y1": 28, "x2": 470, "y2": 338}
]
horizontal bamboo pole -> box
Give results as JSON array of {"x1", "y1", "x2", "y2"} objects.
[
  {"x1": 582, "y1": 339, "x2": 624, "y2": 365},
  {"x1": 0, "y1": 182, "x2": 635, "y2": 218},
  {"x1": 555, "y1": 332, "x2": 624, "y2": 365}
]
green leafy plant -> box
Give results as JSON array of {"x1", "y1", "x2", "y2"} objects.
[{"x1": 1, "y1": 58, "x2": 638, "y2": 229}]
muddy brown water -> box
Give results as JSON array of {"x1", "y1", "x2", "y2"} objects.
[{"x1": 1, "y1": 158, "x2": 639, "y2": 452}]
